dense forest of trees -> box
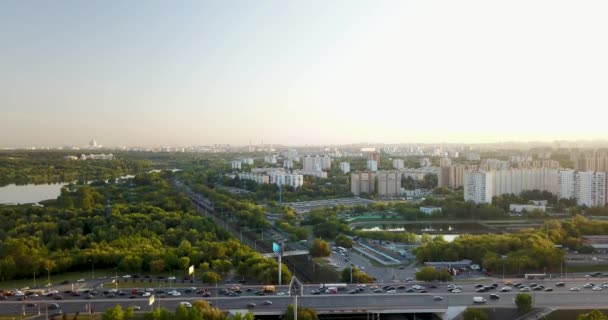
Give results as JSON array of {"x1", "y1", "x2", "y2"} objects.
[
  {"x1": 414, "y1": 215, "x2": 608, "y2": 275},
  {"x1": 0, "y1": 171, "x2": 290, "y2": 284},
  {"x1": 0, "y1": 151, "x2": 151, "y2": 186}
]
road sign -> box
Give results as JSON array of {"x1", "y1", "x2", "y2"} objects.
[
  {"x1": 189, "y1": 265, "x2": 194, "y2": 275},
  {"x1": 273, "y1": 242, "x2": 282, "y2": 255},
  {"x1": 149, "y1": 294, "x2": 155, "y2": 306}
]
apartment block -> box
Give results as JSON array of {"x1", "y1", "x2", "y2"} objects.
[
  {"x1": 377, "y1": 170, "x2": 401, "y2": 197},
  {"x1": 351, "y1": 172, "x2": 376, "y2": 195},
  {"x1": 393, "y1": 159, "x2": 405, "y2": 170},
  {"x1": 464, "y1": 171, "x2": 493, "y2": 204},
  {"x1": 340, "y1": 162, "x2": 351, "y2": 174}
]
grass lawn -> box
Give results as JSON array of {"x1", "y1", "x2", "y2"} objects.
[{"x1": 566, "y1": 264, "x2": 608, "y2": 273}]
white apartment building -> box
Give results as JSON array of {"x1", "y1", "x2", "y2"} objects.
[
  {"x1": 464, "y1": 171, "x2": 493, "y2": 204},
  {"x1": 340, "y1": 162, "x2": 351, "y2": 174},
  {"x1": 558, "y1": 170, "x2": 575, "y2": 199},
  {"x1": 491, "y1": 168, "x2": 559, "y2": 197},
  {"x1": 268, "y1": 171, "x2": 304, "y2": 189},
  {"x1": 420, "y1": 158, "x2": 432, "y2": 167},
  {"x1": 241, "y1": 158, "x2": 254, "y2": 165},
  {"x1": 367, "y1": 160, "x2": 378, "y2": 172},
  {"x1": 237, "y1": 173, "x2": 270, "y2": 184},
  {"x1": 231, "y1": 160, "x2": 242, "y2": 170},
  {"x1": 574, "y1": 171, "x2": 606, "y2": 207},
  {"x1": 303, "y1": 155, "x2": 331, "y2": 171},
  {"x1": 466, "y1": 152, "x2": 481, "y2": 161},
  {"x1": 439, "y1": 158, "x2": 452, "y2": 167},
  {"x1": 264, "y1": 155, "x2": 277, "y2": 164},
  {"x1": 393, "y1": 159, "x2": 405, "y2": 170},
  {"x1": 292, "y1": 169, "x2": 327, "y2": 178},
  {"x1": 283, "y1": 160, "x2": 294, "y2": 169}
]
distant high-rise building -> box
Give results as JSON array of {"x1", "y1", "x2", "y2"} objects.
[
  {"x1": 420, "y1": 158, "x2": 432, "y2": 167},
  {"x1": 438, "y1": 165, "x2": 465, "y2": 189},
  {"x1": 466, "y1": 152, "x2": 481, "y2": 161},
  {"x1": 558, "y1": 170, "x2": 576, "y2": 199},
  {"x1": 283, "y1": 160, "x2": 294, "y2": 169},
  {"x1": 439, "y1": 158, "x2": 452, "y2": 167},
  {"x1": 340, "y1": 162, "x2": 351, "y2": 174},
  {"x1": 367, "y1": 160, "x2": 378, "y2": 172},
  {"x1": 377, "y1": 170, "x2": 401, "y2": 197},
  {"x1": 264, "y1": 155, "x2": 277, "y2": 164},
  {"x1": 574, "y1": 171, "x2": 606, "y2": 207},
  {"x1": 368, "y1": 151, "x2": 381, "y2": 164},
  {"x1": 303, "y1": 155, "x2": 331, "y2": 171},
  {"x1": 393, "y1": 159, "x2": 405, "y2": 170},
  {"x1": 464, "y1": 171, "x2": 493, "y2": 204},
  {"x1": 351, "y1": 172, "x2": 376, "y2": 195}
]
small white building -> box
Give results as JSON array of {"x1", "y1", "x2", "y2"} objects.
[
  {"x1": 509, "y1": 204, "x2": 546, "y2": 214},
  {"x1": 231, "y1": 160, "x2": 242, "y2": 170},
  {"x1": 420, "y1": 206, "x2": 442, "y2": 215},
  {"x1": 241, "y1": 158, "x2": 254, "y2": 165}
]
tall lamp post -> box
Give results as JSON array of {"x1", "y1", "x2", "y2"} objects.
[{"x1": 89, "y1": 259, "x2": 95, "y2": 280}]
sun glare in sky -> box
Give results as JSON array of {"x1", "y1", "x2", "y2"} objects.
[{"x1": 1, "y1": 0, "x2": 607, "y2": 146}]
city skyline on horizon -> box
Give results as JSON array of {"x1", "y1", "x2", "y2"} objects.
[{"x1": 2, "y1": 1, "x2": 608, "y2": 147}]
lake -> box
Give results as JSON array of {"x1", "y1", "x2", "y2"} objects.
[
  {"x1": 0, "y1": 175, "x2": 136, "y2": 205},
  {"x1": 0, "y1": 183, "x2": 68, "y2": 205}
]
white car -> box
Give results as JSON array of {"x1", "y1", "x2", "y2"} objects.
[
  {"x1": 276, "y1": 292, "x2": 286, "y2": 296},
  {"x1": 142, "y1": 292, "x2": 151, "y2": 297},
  {"x1": 570, "y1": 287, "x2": 581, "y2": 291},
  {"x1": 592, "y1": 286, "x2": 603, "y2": 291},
  {"x1": 451, "y1": 289, "x2": 462, "y2": 293},
  {"x1": 583, "y1": 283, "x2": 594, "y2": 288},
  {"x1": 387, "y1": 290, "x2": 397, "y2": 294},
  {"x1": 122, "y1": 275, "x2": 132, "y2": 279},
  {"x1": 168, "y1": 276, "x2": 176, "y2": 280},
  {"x1": 145, "y1": 288, "x2": 154, "y2": 292},
  {"x1": 76, "y1": 278, "x2": 86, "y2": 283},
  {"x1": 168, "y1": 290, "x2": 181, "y2": 296},
  {"x1": 179, "y1": 302, "x2": 192, "y2": 308},
  {"x1": 131, "y1": 306, "x2": 141, "y2": 311}
]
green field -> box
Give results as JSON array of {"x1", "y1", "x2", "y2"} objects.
[{"x1": 565, "y1": 264, "x2": 608, "y2": 273}]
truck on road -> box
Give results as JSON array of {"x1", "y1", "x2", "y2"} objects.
[
  {"x1": 473, "y1": 296, "x2": 486, "y2": 304},
  {"x1": 261, "y1": 285, "x2": 276, "y2": 293}
]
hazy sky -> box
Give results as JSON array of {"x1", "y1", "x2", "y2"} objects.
[{"x1": 1, "y1": 1, "x2": 607, "y2": 147}]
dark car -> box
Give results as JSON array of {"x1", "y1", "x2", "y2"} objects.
[
  {"x1": 556, "y1": 282, "x2": 565, "y2": 287},
  {"x1": 406, "y1": 288, "x2": 415, "y2": 293},
  {"x1": 48, "y1": 303, "x2": 60, "y2": 309},
  {"x1": 475, "y1": 284, "x2": 484, "y2": 288},
  {"x1": 476, "y1": 288, "x2": 487, "y2": 293},
  {"x1": 397, "y1": 285, "x2": 407, "y2": 290},
  {"x1": 544, "y1": 288, "x2": 553, "y2": 292},
  {"x1": 490, "y1": 294, "x2": 500, "y2": 300},
  {"x1": 53, "y1": 295, "x2": 64, "y2": 300},
  {"x1": 247, "y1": 303, "x2": 256, "y2": 308}
]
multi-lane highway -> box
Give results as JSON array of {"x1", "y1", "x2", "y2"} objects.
[{"x1": 4, "y1": 278, "x2": 608, "y2": 316}]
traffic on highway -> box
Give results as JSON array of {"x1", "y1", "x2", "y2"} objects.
[{"x1": 3, "y1": 277, "x2": 608, "y2": 316}]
